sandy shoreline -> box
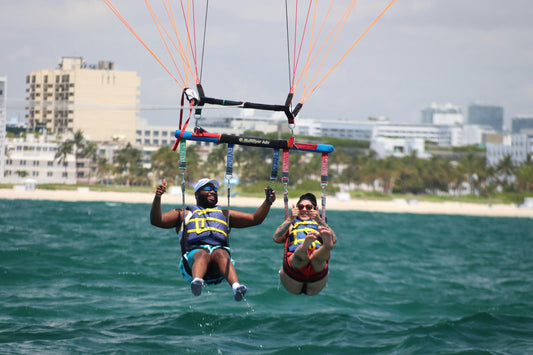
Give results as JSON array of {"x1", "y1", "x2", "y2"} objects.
[{"x1": 2, "y1": 188, "x2": 532, "y2": 218}]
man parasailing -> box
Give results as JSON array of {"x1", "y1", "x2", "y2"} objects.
[{"x1": 150, "y1": 178, "x2": 276, "y2": 301}]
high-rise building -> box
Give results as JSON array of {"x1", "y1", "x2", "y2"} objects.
[
  {"x1": 0, "y1": 76, "x2": 6, "y2": 179},
  {"x1": 467, "y1": 103, "x2": 504, "y2": 132},
  {"x1": 25, "y1": 57, "x2": 140, "y2": 142},
  {"x1": 421, "y1": 103, "x2": 463, "y2": 126},
  {"x1": 511, "y1": 115, "x2": 533, "y2": 134}
]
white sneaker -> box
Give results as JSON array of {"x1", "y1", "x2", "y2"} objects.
[
  {"x1": 233, "y1": 284, "x2": 247, "y2": 301},
  {"x1": 191, "y1": 278, "x2": 204, "y2": 296}
]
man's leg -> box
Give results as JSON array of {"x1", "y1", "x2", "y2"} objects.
[
  {"x1": 211, "y1": 248, "x2": 238, "y2": 285},
  {"x1": 211, "y1": 248, "x2": 247, "y2": 301},
  {"x1": 190, "y1": 249, "x2": 210, "y2": 296}
]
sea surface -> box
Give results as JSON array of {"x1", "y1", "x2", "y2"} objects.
[{"x1": 1, "y1": 199, "x2": 532, "y2": 354}]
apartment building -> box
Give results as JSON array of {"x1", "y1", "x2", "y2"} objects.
[
  {"x1": 3, "y1": 134, "x2": 76, "y2": 184},
  {"x1": 0, "y1": 76, "x2": 6, "y2": 179},
  {"x1": 26, "y1": 57, "x2": 140, "y2": 143},
  {"x1": 486, "y1": 134, "x2": 533, "y2": 167}
]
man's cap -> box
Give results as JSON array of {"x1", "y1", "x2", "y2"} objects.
[{"x1": 194, "y1": 178, "x2": 220, "y2": 193}]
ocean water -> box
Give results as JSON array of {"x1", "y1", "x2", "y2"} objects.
[{"x1": 1, "y1": 199, "x2": 532, "y2": 354}]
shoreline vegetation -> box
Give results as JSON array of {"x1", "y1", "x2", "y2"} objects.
[{"x1": 2, "y1": 185, "x2": 532, "y2": 218}]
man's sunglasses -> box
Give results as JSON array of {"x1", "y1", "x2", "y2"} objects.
[
  {"x1": 297, "y1": 204, "x2": 314, "y2": 210},
  {"x1": 201, "y1": 185, "x2": 218, "y2": 192}
]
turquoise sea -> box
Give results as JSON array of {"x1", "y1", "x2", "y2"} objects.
[{"x1": 1, "y1": 199, "x2": 532, "y2": 354}]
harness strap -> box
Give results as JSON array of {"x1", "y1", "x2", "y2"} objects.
[
  {"x1": 321, "y1": 152, "x2": 329, "y2": 220},
  {"x1": 172, "y1": 88, "x2": 196, "y2": 151},
  {"x1": 179, "y1": 140, "x2": 187, "y2": 256},
  {"x1": 270, "y1": 148, "x2": 280, "y2": 181},
  {"x1": 282, "y1": 148, "x2": 290, "y2": 219},
  {"x1": 225, "y1": 143, "x2": 234, "y2": 228}
]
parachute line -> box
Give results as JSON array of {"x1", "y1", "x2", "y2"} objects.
[
  {"x1": 301, "y1": 0, "x2": 397, "y2": 103},
  {"x1": 102, "y1": 0, "x2": 182, "y2": 87}
]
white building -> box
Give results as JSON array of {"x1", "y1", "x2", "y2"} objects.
[
  {"x1": 0, "y1": 76, "x2": 6, "y2": 179},
  {"x1": 462, "y1": 124, "x2": 497, "y2": 146},
  {"x1": 486, "y1": 134, "x2": 533, "y2": 167},
  {"x1": 421, "y1": 103, "x2": 464, "y2": 126},
  {"x1": 370, "y1": 137, "x2": 430, "y2": 159},
  {"x1": 3, "y1": 134, "x2": 76, "y2": 184}
]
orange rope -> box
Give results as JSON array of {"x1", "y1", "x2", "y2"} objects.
[
  {"x1": 301, "y1": 0, "x2": 397, "y2": 103},
  {"x1": 163, "y1": 0, "x2": 196, "y2": 87},
  {"x1": 290, "y1": 1, "x2": 313, "y2": 89},
  {"x1": 102, "y1": 0, "x2": 182, "y2": 88},
  {"x1": 296, "y1": 0, "x2": 335, "y2": 94},
  {"x1": 144, "y1": 0, "x2": 187, "y2": 86},
  {"x1": 179, "y1": 0, "x2": 200, "y2": 81},
  {"x1": 301, "y1": 0, "x2": 358, "y2": 100}
]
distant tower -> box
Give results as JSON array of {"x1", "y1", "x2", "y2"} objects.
[
  {"x1": 421, "y1": 103, "x2": 463, "y2": 125},
  {"x1": 0, "y1": 76, "x2": 6, "y2": 179},
  {"x1": 467, "y1": 103, "x2": 504, "y2": 132},
  {"x1": 25, "y1": 57, "x2": 140, "y2": 142},
  {"x1": 511, "y1": 115, "x2": 533, "y2": 134}
]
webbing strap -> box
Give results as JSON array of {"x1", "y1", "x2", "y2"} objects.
[
  {"x1": 282, "y1": 148, "x2": 290, "y2": 219},
  {"x1": 179, "y1": 140, "x2": 187, "y2": 171},
  {"x1": 172, "y1": 88, "x2": 195, "y2": 151},
  {"x1": 321, "y1": 152, "x2": 328, "y2": 220},
  {"x1": 270, "y1": 148, "x2": 280, "y2": 181},
  {"x1": 179, "y1": 140, "x2": 187, "y2": 256},
  {"x1": 225, "y1": 144, "x2": 234, "y2": 227}
]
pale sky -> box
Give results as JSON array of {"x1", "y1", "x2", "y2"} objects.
[{"x1": 2, "y1": 0, "x2": 532, "y2": 129}]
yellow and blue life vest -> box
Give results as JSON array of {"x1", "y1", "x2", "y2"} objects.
[
  {"x1": 287, "y1": 218, "x2": 322, "y2": 252},
  {"x1": 180, "y1": 205, "x2": 229, "y2": 251}
]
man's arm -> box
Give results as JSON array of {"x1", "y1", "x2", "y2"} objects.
[
  {"x1": 150, "y1": 179, "x2": 182, "y2": 228},
  {"x1": 228, "y1": 187, "x2": 276, "y2": 228}
]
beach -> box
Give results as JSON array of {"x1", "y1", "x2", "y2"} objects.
[{"x1": 2, "y1": 187, "x2": 532, "y2": 218}]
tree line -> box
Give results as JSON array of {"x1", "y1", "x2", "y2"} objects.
[{"x1": 58, "y1": 130, "x2": 533, "y2": 199}]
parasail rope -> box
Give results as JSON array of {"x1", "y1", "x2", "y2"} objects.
[
  {"x1": 102, "y1": 0, "x2": 182, "y2": 87},
  {"x1": 301, "y1": 0, "x2": 397, "y2": 103},
  {"x1": 145, "y1": 0, "x2": 188, "y2": 86}
]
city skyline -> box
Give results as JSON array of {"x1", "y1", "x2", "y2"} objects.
[{"x1": 1, "y1": 1, "x2": 532, "y2": 128}]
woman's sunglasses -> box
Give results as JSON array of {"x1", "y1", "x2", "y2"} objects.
[
  {"x1": 297, "y1": 204, "x2": 314, "y2": 210},
  {"x1": 201, "y1": 186, "x2": 218, "y2": 192}
]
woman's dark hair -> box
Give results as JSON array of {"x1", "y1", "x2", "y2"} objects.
[{"x1": 297, "y1": 193, "x2": 317, "y2": 208}]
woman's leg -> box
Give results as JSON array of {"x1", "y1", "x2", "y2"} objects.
[
  {"x1": 309, "y1": 226, "x2": 334, "y2": 273},
  {"x1": 279, "y1": 267, "x2": 305, "y2": 294}
]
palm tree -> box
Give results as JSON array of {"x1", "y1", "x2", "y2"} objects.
[
  {"x1": 515, "y1": 154, "x2": 533, "y2": 191},
  {"x1": 114, "y1": 143, "x2": 143, "y2": 186},
  {"x1": 151, "y1": 145, "x2": 182, "y2": 184},
  {"x1": 96, "y1": 157, "x2": 111, "y2": 184},
  {"x1": 55, "y1": 140, "x2": 74, "y2": 182},
  {"x1": 72, "y1": 130, "x2": 86, "y2": 182},
  {"x1": 496, "y1": 155, "x2": 516, "y2": 191},
  {"x1": 82, "y1": 141, "x2": 98, "y2": 184}
]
